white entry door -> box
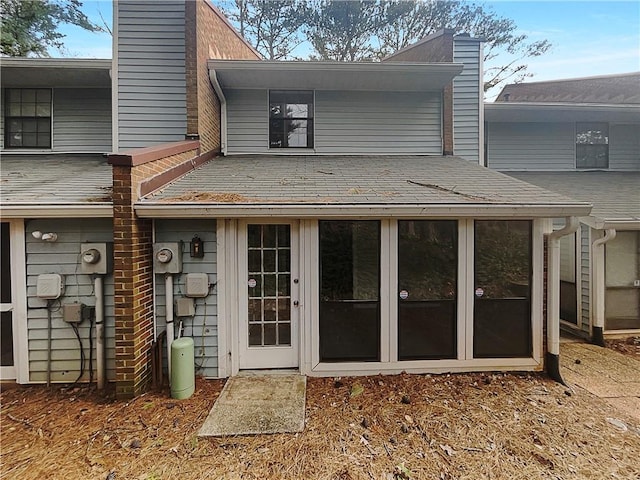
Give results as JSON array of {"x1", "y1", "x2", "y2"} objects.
[{"x1": 238, "y1": 222, "x2": 299, "y2": 369}]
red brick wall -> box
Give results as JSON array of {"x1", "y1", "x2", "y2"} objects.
[
  {"x1": 186, "y1": 0, "x2": 260, "y2": 153},
  {"x1": 110, "y1": 142, "x2": 200, "y2": 398},
  {"x1": 383, "y1": 31, "x2": 455, "y2": 155}
]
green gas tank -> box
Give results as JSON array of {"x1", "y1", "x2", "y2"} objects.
[{"x1": 171, "y1": 337, "x2": 195, "y2": 399}]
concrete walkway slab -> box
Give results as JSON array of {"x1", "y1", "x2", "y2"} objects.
[
  {"x1": 198, "y1": 373, "x2": 306, "y2": 436},
  {"x1": 561, "y1": 342, "x2": 640, "y2": 421}
]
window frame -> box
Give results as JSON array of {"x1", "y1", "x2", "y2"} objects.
[
  {"x1": 575, "y1": 122, "x2": 609, "y2": 169},
  {"x1": 4, "y1": 88, "x2": 53, "y2": 149},
  {"x1": 268, "y1": 90, "x2": 314, "y2": 149}
]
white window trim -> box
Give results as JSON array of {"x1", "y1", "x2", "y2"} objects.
[{"x1": 0, "y1": 220, "x2": 28, "y2": 382}]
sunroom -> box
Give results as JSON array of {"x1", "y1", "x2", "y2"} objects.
[{"x1": 136, "y1": 154, "x2": 590, "y2": 378}]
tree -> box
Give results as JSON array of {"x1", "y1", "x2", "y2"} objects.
[
  {"x1": 218, "y1": 0, "x2": 310, "y2": 60},
  {"x1": 304, "y1": 0, "x2": 388, "y2": 61},
  {"x1": 1, "y1": 0, "x2": 102, "y2": 57}
]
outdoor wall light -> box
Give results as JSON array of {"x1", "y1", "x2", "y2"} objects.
[{"x1": 32, "y1": 231, "x2": 58, "y2": 242}]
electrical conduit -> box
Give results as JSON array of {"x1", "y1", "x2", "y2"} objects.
[
  {"x1": 95, "y1": 275, "x2": 105, "y2": 389},
  {"x1": 166, "y1": 274, "x2": 175, "y2": 379}
]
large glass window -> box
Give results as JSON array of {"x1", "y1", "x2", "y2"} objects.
[
  {"x1": 1, "y1": 223, "x2": 14, "y2": 367},
  {"x1": 269, "y1": 91, "x2": 313, "y2": 149},
  {"x1": 4, "y1": 88, "x2": 52, "y2": 148},
  {"x1": 319, "y1": 221, "x2": 380, "y2": 362},
  {"x1": 398, "y1": 220, "x2": 457, "y2": 360},
  {"x1": 474, "y1": 220, "x2": 532, "y2": 358},
  {"x1": 576, "y1": 122, "x2": 608, "y2": 169},
  {"x1": 605, "y1": 231, "x2": 640, "y2": 330},
  {"x1": 560, "y1": 232, "x2": 578, "y2": 324}
]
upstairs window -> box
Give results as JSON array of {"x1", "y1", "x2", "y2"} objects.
[
  {"x1": 4, "y1": 88, "x2": 52, "y2": 149},
  {"x1": 269, "y1": 91, "x2": 313, "y2": 149},
  {"x1": 576, "y1": 122, "x2": 608, "y2": 168}
]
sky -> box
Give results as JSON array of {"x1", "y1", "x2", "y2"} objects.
[{"x1": 59, "y1": 0, "x2": 640, "y2": 96}]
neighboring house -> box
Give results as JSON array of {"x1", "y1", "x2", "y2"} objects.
[
  {"x1": 1, "y1": 0, "x2": 592, "y2": 398},
  {"x1": 486, "y1": 73, "x2": 640, "y2": 344}
]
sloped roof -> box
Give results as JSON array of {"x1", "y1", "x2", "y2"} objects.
[
  {"x1": 0, "y1": 154, "x2": 112, "y2": 217},
  {"x1": 136, "y1": 155, "x2": 590, "y2": 218},
  {"x1": 508, "y1": 171, "x2": 640, "y2": 229},
  {"x1": 495, "y1": 72, "x2": 640, "y2": 105}
]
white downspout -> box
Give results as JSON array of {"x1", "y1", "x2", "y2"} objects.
[
  {"x1": 95, "y1": 275, "x2": 105, "y2": 389},
  {"x1": 208, "y1": 69, "x2": 227, "y2": 155},
  {"x1": 592, "y1": 229, "x2": 616, "y2": 346},
  {"x1": 547, "y1": 216, "x2": 580, "y2": 383},
  {"x1": 165, "y1": 274, "x2": 175, "y2": 379}
]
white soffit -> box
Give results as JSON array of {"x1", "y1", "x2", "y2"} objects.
[{"x1": 209, "y1": 60, "x2": 463, "y2": 92}]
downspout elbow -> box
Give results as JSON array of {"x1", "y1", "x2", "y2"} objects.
[
  {"x1": 546, "y1": 217, "x2": 580, "y2": 384},
  {"x1": 208, "y1": 69, "x2": 227, "y2": 156}
]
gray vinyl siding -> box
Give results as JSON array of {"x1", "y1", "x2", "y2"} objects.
[
  {"x1": 225, "y1": 90, "x2": 442, "y2": 155},
  {"x1": 226, "y1": 89, "x2": 268, "y2": 153},
  {"x1": 486, "y1": 122, "x2": 575, "y2": 170},
  {"x1": 154, "y1": 220, "x2": 218, "y2": 378},
  {"x1": 581, "y1": 225, "x2": 591, "y2": 334},
  {"x1": 25, "y1": 219, "x2": 115, "y2": 383},
  {"x1": 610, "y1": 124, "x2": 640, "y2": 170},
  {"x1": 116, "y1": 1, "x2": 186, "y2": 150},
  {"x1": 52, "y1": 88, "x2": 112, "y2": 152},
  {"x1": 453, "y1": 38, "x2": 481, "y2": 163}
]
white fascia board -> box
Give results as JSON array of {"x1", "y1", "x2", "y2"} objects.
[
  {"x1": 0, "y1": 58, "x2": 111, "y2": 69},
  {"x1": 135, "y1": 203, "x2": 591, "y2": 219},
  {"x1": 0, "y1": 204, "x2": 113, "y2": 218}
]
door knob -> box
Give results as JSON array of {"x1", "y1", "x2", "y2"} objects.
[{"x1": 293, "y1": 300, "x2": 299, "y2": 306}]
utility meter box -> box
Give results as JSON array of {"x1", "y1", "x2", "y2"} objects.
[
  {"x1": 80, "y1": 243, "x2": 113, "y2": 275},
  {"x1": 184, "y1": 273, "x2": 209, "y2": 298},
  {"x1": 175, "y1": 297, "x2": 195, "y2": 317},
  {"x1": 63, "y1": 303, "x2": 85, "y2": 323},
  {"x1": 36, "y1": 273, "x2": 65, "y2": 299},
  {"x1": 154, "y1": 243, "x2": 182, "y2": 274}
]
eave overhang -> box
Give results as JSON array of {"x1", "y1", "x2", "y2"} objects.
[
  {"x1": 485, "y1": 102, "x2": 640, "y2": 123},
  {"x1": 208, "y1": 59, "x2": 464, "y2": 92},
  {"x1": 135, "y1": 203, "x2": 591, "y2": 219},
  {"x1": 0, "y1": 204, "x2": 113, "y2": 219},
  {"x1": 1, "y1": 58, "x2": 112, "y2": 88}
]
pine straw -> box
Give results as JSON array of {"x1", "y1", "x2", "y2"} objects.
[
  {"x1": 2, "y1": 372, "x2": 639, "y2": 480},
  {"x1": 606, "y1": 336, "x2": 640, "y2": 360}
]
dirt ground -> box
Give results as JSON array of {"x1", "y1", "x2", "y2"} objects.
[{"x1": 2, "y1": 370, "x2": 639, "y2": 480}]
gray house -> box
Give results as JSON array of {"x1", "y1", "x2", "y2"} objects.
[
  {"x1": 1, "y1": 0, "x2": 592, "y2": 396},
  {"x1": 486, "y1": 73, "x2": 640, "y2": 344}
]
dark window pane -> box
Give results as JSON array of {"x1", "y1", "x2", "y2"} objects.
[
  {"x1": 319, "y1": 220, "x2": 380, "y2": 362},
  {"x1": 263, "y1": 274, "x2": 276, "y2": 297},
  {"x1": 263, "y1": 250, "x2": 276, "y2": 272},
  {"x1": 278, "y1": 250, "x2": 290, "y2": 272},
  {"x1": 398, "y1": 220, "x2": 457, "y2": 360},
  {"x1": 474, "y1": 220, "x2": 532, "y2": 358},
  {"x1": 277, "y1": 298, "x2": 290, "y2": 321},
  {"x1": 278, "y1": 274, "x2": 290, "y2": 296},
  {"x1": 278, "y1": 323, "x2": 291, "y2": 345},
  {"x1": 263, "y1": 323, "x2": 276, "y2": 345},
  {"x1": 1, "y1": 311, "x2": 14, "y2": 366},
  {"x1": 264, "y1": 299, "x2": 276, "y2": 321},
  {"x1": 248, "y1": 225, "x2": 261, "y2": 248},
  {"x1": 263, "y1": 225, "x2": 277, "y2": 247},
  {"x1": 1, "y1": 223, "x2": 11, "y2": 303},
  {"x1": 277, "y1": 225, "x2": 290, "y2": 247},
  {"x1": 5, "y1": 88, "x2": 51, "y2": 149},
  {"x1": 248, "y1": 249, "x2": 261, "y2": 273},
  {"x1": 248, "y1": 275, "x2": 262, "y2": 298},
  {"x1": 249, "y1": 324, "x2": 262, "y2": 346},
  {"x1": 248, "y1": 299, "x2": 262, "y2": 321},
  {"x1": 269, "y1": 91, "x2": 313, "y2": 149}
]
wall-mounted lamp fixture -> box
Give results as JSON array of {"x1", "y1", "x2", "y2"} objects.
[
  {"x1": 190, "y1": 235, "x2": 204, "y2": 258},
  {"x1": 32, "y1": 231, "x2": 58, "y2": 242}
]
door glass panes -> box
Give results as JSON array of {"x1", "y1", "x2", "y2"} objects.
[
  {"x1": 605, "y1": 231, "x2": 640, "y2": 330},
  {"x1": 319, "y1": 221, "x2": 380, "y2": 362},
  {"x1": 0, "y1": 223, "x2": 14, "y2": 366},
  {"x1": 474, "y1": 220, "x2": 532, "y2": 358},
  {"x1": 398, "y1": 221, "x2": 457, "y2": 360},
  {"x1": 247, "y1": 224, "x2": 292, "y2": 347}
]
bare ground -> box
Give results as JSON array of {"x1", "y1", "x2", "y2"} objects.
[
  {"x1": 606, "y1": 336, "x2": 640, "y2": 360},
  {"x1": 2, "y1": 371, "x2": 640, "y2": 480}
]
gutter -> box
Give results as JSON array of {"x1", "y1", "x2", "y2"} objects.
[
  {"x1": 134, "y1": 203, "x2": 592, "y2": 219},
  {"x1": 208, "y1": 69, "x2": 227, "y2": 155},
  {"x1": 591, "y1": 229, "x2": 617, "y2": 346},
  {"x1": 0, "y1": 204, "x2": 113, "y2": 218},
  {"x1": 546, "y1": 216, "x2": 580, "y2": 384}
]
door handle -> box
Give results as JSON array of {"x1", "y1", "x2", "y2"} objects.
[{"x1": 293, "y1": 300, "x2": 299, "y2": 306}]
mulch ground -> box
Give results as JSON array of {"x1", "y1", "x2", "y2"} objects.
[
  {"x1": 606, "y1": 336, "x2": 640, "y2": 359},
  {"x1": 2, "y1": 372, "x2": 639, "y2": 480}
]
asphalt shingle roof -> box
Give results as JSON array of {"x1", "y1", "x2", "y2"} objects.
[
  {"x1": 508, "y1": 171, "x2": 640, "y2": 224},
  {"x1": 1, "y1": 154, "x2": 112, "y2": 205},
  {"x1": 495, "y1": 72, "x2": 640, "y2": 105},
  {"x1": 143, "y1": 155, "x2": 587, "y2": 208}
]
